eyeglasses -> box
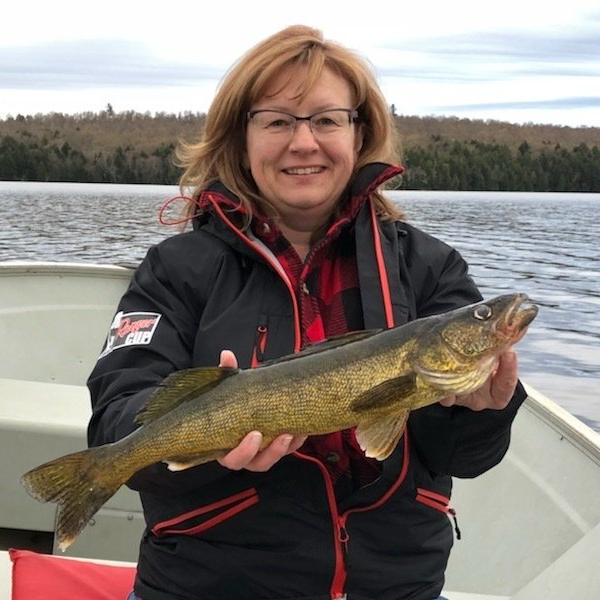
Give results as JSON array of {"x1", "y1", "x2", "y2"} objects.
[{"x1": 247, "y1": 108, "x2": 359, "y2": 139}]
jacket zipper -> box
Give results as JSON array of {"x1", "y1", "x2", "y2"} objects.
[
  {"x1": 294, "y1": 432, "x2": 411, "y2": 599},
  {"x1": 368, "y1": 199, "x2": 395, "y2": 328},
  {"x1": 293, "y1": 452, "x2": 348, "y2": 599},
  {"x1": 151, "y1": 488, "x2": 260, "y2": 537},
  {"x1": 309, "y1": 204, "x2": 403, "y2": 598},
  {"x1": 337, "y1": 514, "x2": 350, "y2": 558},
  {"x1": 415, "y1": 488, "x2": 462, "y2": 540},
  {"x1": 206, "y1": 195, "x2": 302, "y2": 353},
  {"x1": 251, "y1": 324, "x2": 268, "y2": 367},
  {"x1": 332, "y1": 514, "x2": 349, "y2": 600}
]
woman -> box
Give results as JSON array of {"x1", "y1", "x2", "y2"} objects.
[{"x1": 88, "y1": 25, "x2": 525, "y2": 600}]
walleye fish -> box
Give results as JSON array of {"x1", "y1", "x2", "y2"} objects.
[{"x1": 22, "y1": 293, "x2": 537, "y2": 550}]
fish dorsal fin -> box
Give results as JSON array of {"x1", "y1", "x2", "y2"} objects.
[
  {"x1": 351, "y1": 373, "x2": 417, "y2": 413},
  {"x1": 135, "y1": 367, "x2": 238, "y2": 426},
  {"x1": 356, "y1": 410, "x2": 410, "y2": 460},
  {"x1": 262, "y1": 330, "x2": 380, "y2": 367}
]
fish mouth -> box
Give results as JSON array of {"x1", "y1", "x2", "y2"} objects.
[{"x1": 495, "y1": 293, "x2": 538, "y2": 342}]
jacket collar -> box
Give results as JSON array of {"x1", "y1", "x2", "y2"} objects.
[
  {"x1": 193, "y1": 162, "x2": 410, "y2": 332},
  {"x1": 348, "y1": 162, "x2": 404, "y2": 200},
  {"x1": 193, "y1": 162, "x2": 404, "y2": 234}
]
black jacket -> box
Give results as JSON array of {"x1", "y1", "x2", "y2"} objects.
[{"x1": 88, "y1": 163, "x2": 526, "y2": 600}]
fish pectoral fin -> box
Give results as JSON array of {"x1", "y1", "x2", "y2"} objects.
[
  {"x1": 135, "y1": 367, "x2": 239, "y2": 426},
  {"x1": 356, "y1": 410, "x2": 410, "y2": 460},
  {"x1": 165, "y1": 449, "x2": 229, "y2": 471},
  {"x1": 351, "y1": 373, "x2": 417, "y2": 413}
]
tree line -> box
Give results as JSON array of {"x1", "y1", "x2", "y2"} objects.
[
  {"x1": 400, "y1": 137, "x2": 600, "y2": 192},
  {"x1": 0, "y1": 110, "x2": 599, "y2": 192},
  {"x1": 0, "y1": 134, "x2": 180, "y2": 184}
]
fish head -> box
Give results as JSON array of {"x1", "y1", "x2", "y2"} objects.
[{"x1": 411, "y1": 293, "x2": 538, "y2": 394}]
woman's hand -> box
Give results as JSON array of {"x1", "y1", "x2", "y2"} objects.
[
  {"x1": 438, "y1": 348, "x2": 519, "y2": 411},
  {"x1": 216, "y1": 350, "x2": 307, "y2": 472}
]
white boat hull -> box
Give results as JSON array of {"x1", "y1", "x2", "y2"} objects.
[{"x1": 1, "y1": 262, "x2": 598, "y2": 599}]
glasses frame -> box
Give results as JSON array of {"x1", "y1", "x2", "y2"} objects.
[{"x1": 246, "y1": 108, "x2": 359, "y2": 137}]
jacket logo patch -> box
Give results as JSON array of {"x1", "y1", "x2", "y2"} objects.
[{"x1": 99, "y1": 311, "x2": 162, "y2": 358}]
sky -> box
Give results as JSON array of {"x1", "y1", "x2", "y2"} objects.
[{"x1": 1, "y1": 0, "x2": 599, "y2": 128}]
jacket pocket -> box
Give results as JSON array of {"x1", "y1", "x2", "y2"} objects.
[
  {"x1": 415, "y1": 487, "x2": 450, "y2": 513},
  {"x1": 416, "y1": 487, "x2": 461, "y2": 539},
  {"x1": 151, "y1": 488, "x2": 259, "y2": 537}
]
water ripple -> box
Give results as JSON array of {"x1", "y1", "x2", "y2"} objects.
[
  {"x1": 394, "y1": 190, "x2": 600, "y2": 430},
  {"x1": 1, "y1": 183, "x2": 599, "y2": 430}
]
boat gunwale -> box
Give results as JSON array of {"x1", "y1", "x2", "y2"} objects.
[
  {"x1": 523, "y1": 383, "x2": 600, "y2": 464},
  {"x1": 0, "y1": 260, "x2": 136, "y2": 279}
]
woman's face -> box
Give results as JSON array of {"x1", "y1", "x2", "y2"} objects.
[{"x1": 246, "y1": 66, "x2": 363, "y2": 233}]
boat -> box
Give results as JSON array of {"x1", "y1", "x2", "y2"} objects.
[{"x1": 1, "y1": 261, "x2": 599, "y2": 599}]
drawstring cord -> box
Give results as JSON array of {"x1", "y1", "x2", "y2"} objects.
[
  {"x1": 158, "y1": 194, "x2": 199, "y2": 226},
  {"x1": 158, "y1": 193, "x2": 250, "y2": 227}
]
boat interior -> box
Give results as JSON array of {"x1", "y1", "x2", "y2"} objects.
[{"x1": 1, "y1": 262, "x2": 598, "y2": 599}]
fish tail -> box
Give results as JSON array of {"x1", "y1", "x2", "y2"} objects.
[{"x1": 21, "y1": 447, "x2": 122, "y2": 551}]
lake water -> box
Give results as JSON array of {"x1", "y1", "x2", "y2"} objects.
[{"x1": 1, "y1": 182, "x2": 599, "y2": 431}]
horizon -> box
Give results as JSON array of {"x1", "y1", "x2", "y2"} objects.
[
  {"x1": 1, "y1": 1, "x2": 599, "y2": 129},
  {"x1": 2, "y1": 108, "x2": 598, "y2": 132}
]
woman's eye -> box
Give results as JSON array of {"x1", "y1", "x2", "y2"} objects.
[
  {"x1": 315, "y1": 116, "x2": 341, "y2": 129},
  {"x1": 266, "y1": 119, "x2": 288, "y2": 128}
]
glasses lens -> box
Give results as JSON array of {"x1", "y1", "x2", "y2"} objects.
[
  {"x1": 250, "y1": 111, "x2": 295, "y2": 134},
  {"x1": 310, "y1": 110, "x2": 353, "y2": 135}
]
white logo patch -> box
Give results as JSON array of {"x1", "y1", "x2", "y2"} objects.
[{"x1": 99, "y1": 311, "x2": 162, "y2": 358}]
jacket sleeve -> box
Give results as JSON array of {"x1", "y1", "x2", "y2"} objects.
[
  {"x1": 409, "y1": 383, "x2": 527, "y2": 478},
  {"x1": 86, "y1": 240, "x2": 236, "y2": 495},
  {"x1": 401, "y1": 225, "x2": 527, "y2": 477}
]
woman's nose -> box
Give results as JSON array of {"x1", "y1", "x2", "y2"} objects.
[{"x1": 288, "y1": 120, "x2": 319, "y2": 149}]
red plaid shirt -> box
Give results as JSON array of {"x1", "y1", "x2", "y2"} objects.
[{"x1": 252, "y1": 198, "x2": 383, "y2": 493}]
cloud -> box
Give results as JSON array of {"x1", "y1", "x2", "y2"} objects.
[
  {"x1": 417, "y1": 30, "x2": 600, "y2": 62},
  {"x1": 0, "y1": 39, "x2": 223, "y2": 90},
  {"x1": 1, "y1": 12, "x2": 598, "y2": 127},
  {"x1": 440, "y1": 96, "x2": 600, "y2": 112},
  {"x1": 375, "y1": 28, "x2": 600, "y2": 82}
]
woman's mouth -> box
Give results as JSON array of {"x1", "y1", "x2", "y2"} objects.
[{"x1": 284, "y1": 166, "x2": 324, "y2": 175}]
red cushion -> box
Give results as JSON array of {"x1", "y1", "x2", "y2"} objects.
[{"x1": 9, "y1": 548, "x2": 136, "y2": 600}]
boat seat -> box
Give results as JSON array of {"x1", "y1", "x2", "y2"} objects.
[
  {"x1": 0, "y1": 262, "x2": 132, "y2": 386},
  {"x1": 0, "y1": 377, "x2": 144, "y2": 561},
  {"x1": 0, "y1": 378, "x2": 91, "y2": 532},
  {"x1": 0, "y1": 549, "x2": 136, "y2": 600}
]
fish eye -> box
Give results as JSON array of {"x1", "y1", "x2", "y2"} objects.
[{"x1": 473, "y1": 304, "x2": 493, "y2": 321}]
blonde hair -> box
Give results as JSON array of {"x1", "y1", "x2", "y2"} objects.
[{"x1": 177, "y1": 24, "x2": 402, "y2": 224}]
